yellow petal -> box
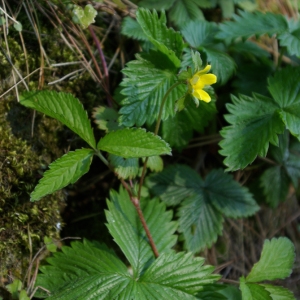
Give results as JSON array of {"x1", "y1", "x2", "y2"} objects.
[
  {"x1": 193, "y1": 89, "x2": 211, "y2": 102},
  {"x1": 192, "y1": 78, "x2": 205, "y2": 89},
  {"x1": 195, "y1": 65, "x2": 211, "y2": 76},
  {"x1": 200, "y1": 74, "x2": 217, "y2": 85}
]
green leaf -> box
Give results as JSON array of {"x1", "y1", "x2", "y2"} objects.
[
  {"x1": 93, "y1": 106, "x2": 123, "y2": 133},
  {"x1": 260, "y1": 166, "x2": 290, "y2": 207},
  {"x1": 121, "y1": 17, "x2": 148, "y2": 41},
  {"x1": 278, "y1": 20, "x2": 300, "y2": 57},
  {"x1": 145, "y1": 156, "x2": 163, "y2": 172},
  {"x1": 44, "y1": 236, "x2": 57, "y2": 253},
  {"x1": 240, "y1": 280, "x2": 272, "y2": 300},
  {"x1": 20, "y1": 91, "x2": 96, "y2": 149},
  {"x1": 168, "y1": 0, "x2": 205, "y2": 28},
  {"x1": 246, "y1": 237, "x2": 295, "y2": 283},
  {"x1": 13, "y1": 21, "x2": 22, "y2": 32},
  {"x1": 261, "y1": 284, "x2": 296, "y2": 300},
  {"x1": 219, "y1": 0, "x2": 234, "y2": 18},
  {"x1": 147, "y1": 165, "x2": 258, "y2": 252},
  {"x1": 6, "y1": 279, "x2": 22, "y2": 298},
  {"x1": 109, "y1": 154, "x2": 139, "y2": 179},
  {"x1": 219, "y1": 93, "x2": 284, "y2": 171},
  {"x1": 178, "y1": 194, "x2": 224, "y2": 252},
  {"x1": 268, "y1": 67, "x2": 300, "y2": 139},
  {"x1": 119, "y1": 52, "x2": 186, "y2": 126},
  {"x1": 204, "y1": 169, "x2": 259, "y2": 217},
  {"x1": 35, "y1": 240, "x2": 130, "y2": 299},
  {"x1": 72, "y1": 4, "x2": 97, "y2": 29},
  {"x1": 138, "y1": 0, "x2": 175, "y2": 10},
  {"x1": 30, "y1": 149, "x2": 94, "y2": 201},
  {"x1": 19, "y1": 290, "x2": 30, "y2": 300},
  {"x1": 140, "y1": 252, "x2": 220, "y2": 295},
  {"x1": 136, "y1": 8, "x2": 184, "y2": 66},
  {"x1": 106, "y1": 187, "x2": 178, "y2": 277},
  {"x1": 216, "y1": 10, "x2": 288, "y2": 41},
  {"x1": 98, "y1": 128, "x2": 171, "y2": 158}
]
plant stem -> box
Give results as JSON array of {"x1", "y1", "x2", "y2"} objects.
[
  {"x1": 154, "y1": 81, "x2": 183, "y2": 135},
  {"x1": 138, "y1": 81, "x2": 183, "y2": 199}
]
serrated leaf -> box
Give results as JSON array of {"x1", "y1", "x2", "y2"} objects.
[
  {"x1": 34, "y1": 240, "x2": 129, "y2": 299},
  {"x1": 140, "y1": 252, "x2": 220, "y2": 294},
  {"x1": 119, "y1": 52, "x2": 186, "y2": 126},
  {"x1": 93, "y1": 106, "x2": 123, "y2": 133},
  {"x1": 219, "y1": 93, "x2": 285, "y2": 171},
  {"x1": 178, "y1": 194, "x2": 224, "y2": 252},
  {"x1": 136, "y1": 8, "x2": 183, "y2": 66},
  {"x1": 145, "y1": 156, "x2": 163, "y2": 172},
  {"x1": 31, "y1": 149, "x2": 94, "y2": 201},
  {"x1": 260, "y1": 166, "x2": 290, "y2": 207},
  {"x1": 106, "y1": 188, "x2": 177, "y2": 277},
  {"x1": 240, "y1": 280, "x2": 272, "y2": 300},
  {"x1": 261, "y1": 284, "x2": 296, "y2": 300},
  {"x1": 169, "y1": 0, "x2": 205, "y2": 28},
  {"x1": 205, "y1": 169, "x2": 259, "y2": 217},
  {"x1": 72, "y1": 4, "x2": 97, "y2": 29},
  {"x1": 278, "y1": 20, "x2": 300, "y2": 57},
  {"x1": 20, "y1": 91, "x2": 96, "y2": 149},
  {"x1": 246, "y1": 237, "x2": 295, "y2": 283},
  {"x1": 97, "y1": 128, "x2": 171, "y2": 158},
  {"x1": 121, "y1": 17, "x2": 148, "y2": 41},
  {"x1": 109, "y1": 154, "x2": 139, "y2": 179},
  {"x1": 216, "y1": 10, "x2": 288, "y2": 41},
  {"x1": 147, "y1": 165, "x2": 257, "y2": 252}
]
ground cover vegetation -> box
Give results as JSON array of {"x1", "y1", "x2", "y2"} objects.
[{"x1": 0, "y1": 0, "x2": 300, "y2": 299}]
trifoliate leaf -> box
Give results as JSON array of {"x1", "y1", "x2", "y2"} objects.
[
  {"x1": 178, "y1": 194, "x2": 224, "y2": 252},
  {"x1": 109, "y1": 154, "x2": 139, "y2": 179},
  {"x1": 144, "y1": 156, "x2": 163, "y2": 172},
  {"x1": 106, "y1": 188, "x2": 177, "y2": 277},
  {"x1": 20, "y1": 91, "x2": 96, "y2": 149},
  {"x1": 121, "y1": 17, "x2": 148, "y2": 41},
  {"x1": 261, "y1": 284, "x2": 296, "y2": 300},
  {"x1": 30, "y1": 149, "x2": 94, "y2": 201},
  {"x1": 216, "y1": 10, "x2": 288, "y2": 41},
  {"x1": 93, "y1": 106, "x2": 123, "y2": 133},
  {"x1": 119, "y1": 52, "x2": 185, "y2": 126},
  {"x1": 278, "y1": 20, "x2": 300, "y2": 57},
  {"x1": 246, "y1": 237, "x2": 295, "y2": 283},
  {"x1": 239, "y1": 279, "x2": 272, "y2": 300},
  {"x1": 260, "y1": 166, "x2": 290, "y2": 208},
  {"x1": 136, "y1": 8, "x2": 184, "y2": 66},
  {"x1": 168, "y1": 0, "x2": 205, "y2": 28},
  {"x1": 72, "y1": 4, "x2": 97, "y2": 29},
  {"x1": 147, "y1": 165, "x2": 258, "y2": 252},
  {"x1": 97, "y1": 128, "x2": 171, "y2": 158}
]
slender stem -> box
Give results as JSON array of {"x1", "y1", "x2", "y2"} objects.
[
  {"x1": 154, "y1": 81, "x2": 183, "y2": 135},
  {"x1": 131, "y1": 197, "x2": 159, "y2": 258}
]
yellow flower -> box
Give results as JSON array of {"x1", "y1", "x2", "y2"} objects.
[{"x1": 189, "y1": 65, "x2": 217, "y2": 103}]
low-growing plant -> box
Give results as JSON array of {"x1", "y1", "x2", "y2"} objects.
[{"x1": 2, "y1": 2, "x2": 300, "y2": 299}]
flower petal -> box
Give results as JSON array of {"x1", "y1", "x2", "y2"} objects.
[
  {"x1": 193, "y1": 89, "x2": 211, "y2": 103},
  {"x1": 200, "y1": 74, "x2": 217, "y2": 85},
  {"x1": 195, "y1": 65, "x2": 211, "y2": 76}
]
